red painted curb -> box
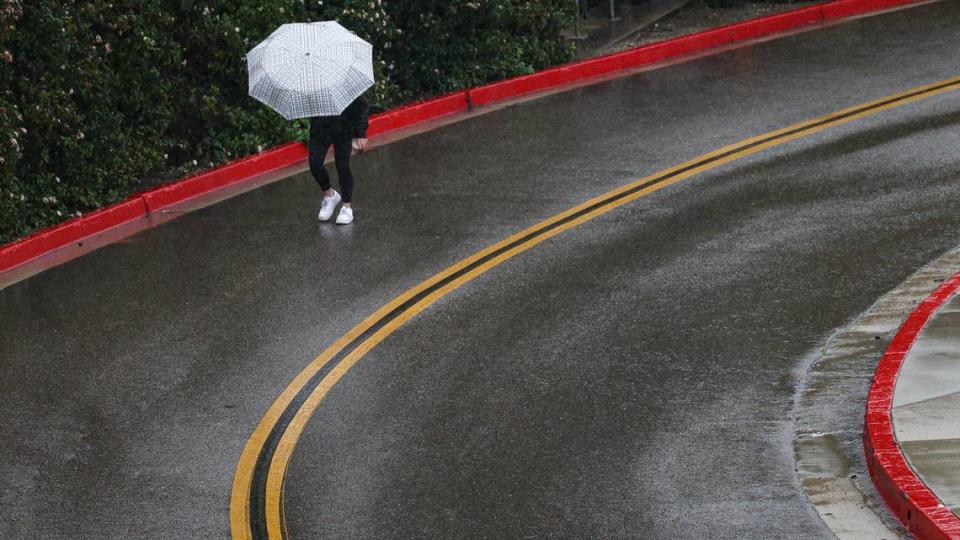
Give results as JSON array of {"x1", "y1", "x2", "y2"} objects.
[
  {"x1": 139, "y1": 142, "x2": 308, "y2": 213},
  {"x1": 468, "y1": 4, "x2": 823, "y2": 106},
  {"x1": 864, "y1": 272, "x2": 960, "y2": 540},
  {"x1": 0, "y1": 196, "x2": 149, "y2": 273},
  {"x1": 467, "y1": 0, "x2": 928, "y2": 107},
  {"x1": 822, "y1": 0, "x2": 930, "y2": 18},
  {"x1": 0, "y1": 0, "x2": 934, "y2": 277},
  {"x1": 367, "y1": 91, "x2": 469, "y2": 138}
]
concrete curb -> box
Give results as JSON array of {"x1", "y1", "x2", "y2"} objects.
[
  {"x1": 864, "y1": 272, "x2": 960, "y2": 539},
  {"x1": 0, "y1": 0, "x2": 933, "y2": 277}
]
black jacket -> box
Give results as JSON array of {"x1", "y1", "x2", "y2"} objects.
[{"x1": 309, "y1": 96, "x2": 369, "y2": 139}]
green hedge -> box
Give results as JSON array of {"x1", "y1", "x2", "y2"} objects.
[{"x1": 0, "y1": 0, "x2": 574, "y2": 244}]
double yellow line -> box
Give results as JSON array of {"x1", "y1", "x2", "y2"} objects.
[{"x1": 231, "y1": 76, "x2": 960, "y2": 539}]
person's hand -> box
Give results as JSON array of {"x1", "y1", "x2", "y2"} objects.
[{"x1": 353, "y1": 138, "x2": 369, "y2": 153}]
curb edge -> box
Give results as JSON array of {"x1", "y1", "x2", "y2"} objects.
[
  {"x1": 0, "y1": 0, "x2": 934, "y2": 277},
  {"x1": 863, "y1": 272, "x2": 960, "y2": 539}
]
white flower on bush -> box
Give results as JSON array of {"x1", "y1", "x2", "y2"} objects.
[{"x1": 42, "y1": 196, "x2": 58, "y2": 204}]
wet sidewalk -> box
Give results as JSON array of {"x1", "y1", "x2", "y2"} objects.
[
  {"x1": 892, "y1": 289, "x2": 960, "y2": 517},
  {"x1": 568, "y1": 0, "x2": 691, "y2": 58}
]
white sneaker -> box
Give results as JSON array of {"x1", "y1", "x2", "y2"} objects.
[
  {"x1": 318, "y1": 190, "x2": 341, "y2": 221},
  {"x1": 335, "y1": 206, "x2": 353, "y2": 225}
]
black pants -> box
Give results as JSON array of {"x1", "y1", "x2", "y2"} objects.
[{"x1": 309, "y1": 132, "x2": 355, "y2": 203}]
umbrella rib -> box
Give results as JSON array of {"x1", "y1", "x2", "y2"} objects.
[
  {"x1": 262, "y1": 42, "x2": 304, "y2": 75},
  {"x1": 287, "y1": 65, "x2": 313, "y2": 119}
]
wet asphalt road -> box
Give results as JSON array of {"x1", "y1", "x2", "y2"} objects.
[{"x1": 2, "y1": 2, "x2": 960, "y2": 538}]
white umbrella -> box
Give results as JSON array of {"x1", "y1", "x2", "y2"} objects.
[{"x1": 247, "y1": 21, "x2": 374, "y2": 120}]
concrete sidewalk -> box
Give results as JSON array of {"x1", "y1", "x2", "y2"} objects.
[
  {"x1": 892, "y1": 289, "x2": 960, "y2": 518},
  {"x1": 569, "y1": 0, "x2": 691, "y2": 58}
]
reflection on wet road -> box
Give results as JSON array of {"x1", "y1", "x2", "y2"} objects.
[{"x1": 2, "y1": 2, "x2": 959, "y2": 539}]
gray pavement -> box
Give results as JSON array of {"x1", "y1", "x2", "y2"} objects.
[{"x1": 2, "y1": 2, "x2": 960, "y2": 538}]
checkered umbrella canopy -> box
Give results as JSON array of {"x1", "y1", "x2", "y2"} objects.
[{"x1": 247, "y1": 22, "x2": 374, "y2": 120}]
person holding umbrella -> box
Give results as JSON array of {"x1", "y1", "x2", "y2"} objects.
[
  {"x1": 310, "y1": 95, "x2": 369, "y2": 224},
  {"x1": 247, "y1": 21, "x2": 375, "y2": 225}
]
